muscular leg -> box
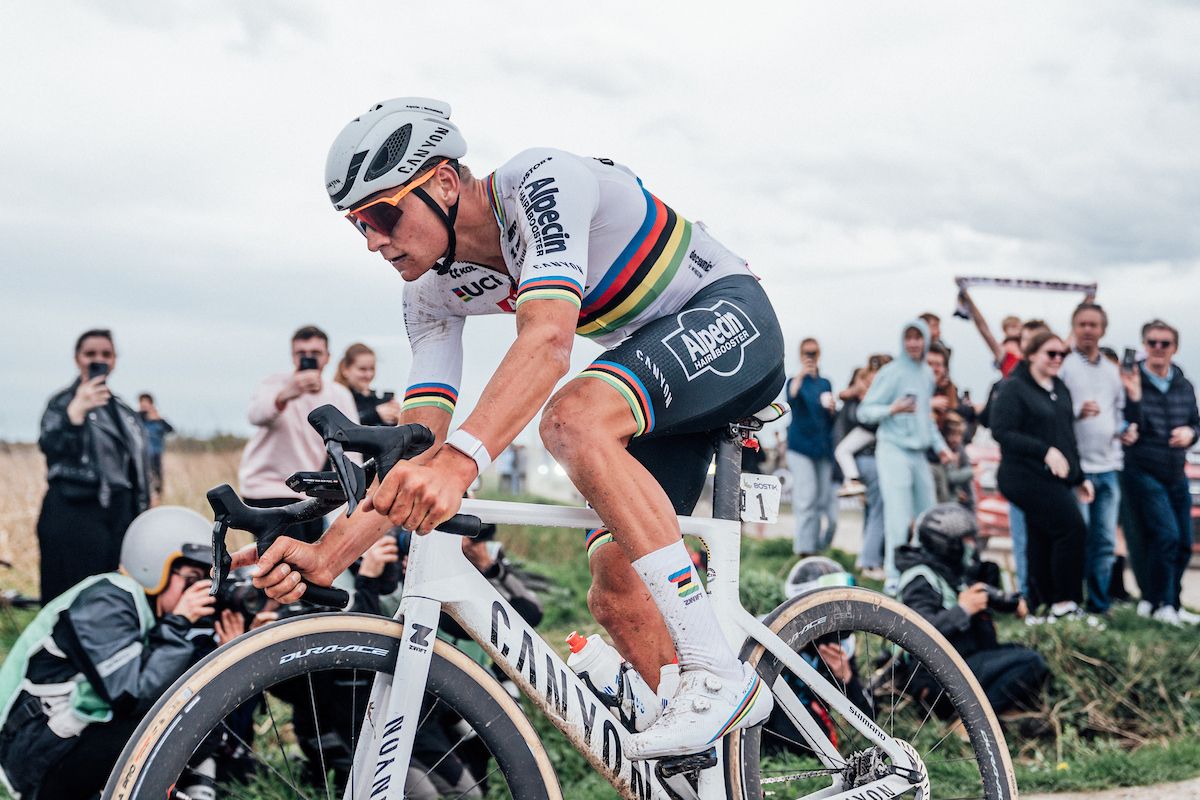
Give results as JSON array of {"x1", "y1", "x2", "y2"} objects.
[{"x1": 541, "y1": 378, "x2": 726, "y2": 683}]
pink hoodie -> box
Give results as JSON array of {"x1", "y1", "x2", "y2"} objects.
[{"x1": 237, "y1": 372, "x2": 360, "y2": 500}]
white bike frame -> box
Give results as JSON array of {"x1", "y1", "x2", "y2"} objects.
[{"x1": 342, "y1": 497, "x2": 924, "y2": 800}]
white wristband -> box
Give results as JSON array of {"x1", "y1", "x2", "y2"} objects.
[{"x1": 445, "y1": 429, "x2": 492, "y2": 477}]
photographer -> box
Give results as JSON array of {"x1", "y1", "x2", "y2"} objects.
[
  {"x1": 238, "y1": 326, "x2": 359, "y2": 538},
  {"x1": 0, "y1": 507, "x2": 224, "y2": 800},
  {"x1": 896, "y1": 503, "x2": 1048, "y2": 718},
  {"x1": 37, "y1": 329, "x2": 150, "y2": 604}
]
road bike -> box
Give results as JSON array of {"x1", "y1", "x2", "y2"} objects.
[{"x1": 104, "y1": 405, "x2": 1017, "y2": 800}]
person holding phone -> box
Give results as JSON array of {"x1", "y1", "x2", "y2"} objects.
[
  {"x1": 785, "y1": 337, "x2": 839, "y2": 556},
  {"x1": 237, "y1": 326, "x2": 360, "y2": 540},
  {"x1": 333, "y1": 342, "x2": 402, "y2": 426},
  {"x1": 36, "y1": 329, "x2": 151, "y2": 604},
  {"x1": 858, "y1": 319, "x2": 955, "y2": 594}
]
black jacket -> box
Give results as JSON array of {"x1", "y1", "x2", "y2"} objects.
[
  {"x1": 350, "y1": 389, "x2": 393, "y2": 427},
  {"x1": 0, "y1": 578, "x2": 198, "y2": 797},
  {"x1": 1125, "y1": 363, "x2": 1200, "y2": 483},
  {"x1": 895, "y1": 546, "x2": 1000, "y2": 659},
  {"x1": 989, "y1": 362, "x2": 1084, "y2": 487},
  {"x1": 38, "y1": 379, "x2": 151, "y2": 511}
]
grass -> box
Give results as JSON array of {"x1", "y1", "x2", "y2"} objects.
[{"x1": 2, "y1": 446, "x2": 1199, "y2": 797}]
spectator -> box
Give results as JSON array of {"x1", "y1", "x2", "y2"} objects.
[
  {"x1": 927, "y1": 343, "x2": 973, "y2": 431},
  {"x1": 785, "y1": 338, "x2": 838, "y2": 555},
  {"x1": 832, "y1": 364, "x2": 886, "y2": 579},
  {"x1": 1057, "y1": 303, "x2": 1138, "y2": 615},
  {"x1": 959, "y1": 288, "x2": 1024, "y2": 378},
  {"x1": 238, "y1": 326, "x2": 359, "y2": 540},
  {"x1": 36, "y1": 329, "x2": 150, "y2": 604},
  {"x1": 896, "y1": 504, "x2": 1048, "y2": 717},
  {"x1": 919, "y1": 311, "x2": 949, "y2": 355},
  {"x1": 1123, "y1": 320, "x2": 1200, "y2": 625},
  {"x1": 858, "y1": 320, "x2": 954, "y2": 593},
  {"x1": 991, "y1": 331, "x2": 1094, "y2": 621},
  {"x1": 137, "y1": 392, "x2": 174, "y2": 500},
  {"x1": 334, "y1": 342, "x2": 402, "y2": 426},
  {"x1": 935, "y1": 412, "x2": 975, "y2": 508},
  {"x1": 497, "y1": 445, "x2": 527, "y2": 495},
  {"x1": 0, "y1": 507, "x2": 227, "y2": 800},
  {"x1": 978, "y1": 318, "x2": 1050, "y2": 598}
]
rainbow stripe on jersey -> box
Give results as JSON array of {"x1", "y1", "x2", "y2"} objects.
[
  {"x1": 576, "y1": 183, "x2": 692, "y2": 338},
  {"x1": 402, "y1": 383, "x2": 458, "y2": 415},
  {"x1": 516, "y1": 274, "x2": 584, "y2": 311}
]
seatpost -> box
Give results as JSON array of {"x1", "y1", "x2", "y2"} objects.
[{"x1": 712, "y1": 426, "x2": 744, "y2": 521}]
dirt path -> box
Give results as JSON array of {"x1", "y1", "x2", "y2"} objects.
[{"x1": 1022, "y1": 776, "x2": 1200, "y2": 800}]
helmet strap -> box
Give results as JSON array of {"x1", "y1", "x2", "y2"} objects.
[{"x1": 412, "y1": 186, "x2": 459, "y2": 276}]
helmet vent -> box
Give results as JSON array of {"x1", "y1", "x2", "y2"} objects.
[{"x1": 366, "y1": 124, "x2": 412, "y2": 181}]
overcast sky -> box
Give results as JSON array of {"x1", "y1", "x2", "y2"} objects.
[{"x1": 2, "y1": 1, "x2": 1198, "y2": 441}]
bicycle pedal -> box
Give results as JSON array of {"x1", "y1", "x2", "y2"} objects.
[{"x1": 655, "y1": 748, "x2": 716, "y2": 800}]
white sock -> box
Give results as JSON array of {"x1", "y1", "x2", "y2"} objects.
[{"x1": 632, "y1": 540, "x2": 742, "y2": 681}]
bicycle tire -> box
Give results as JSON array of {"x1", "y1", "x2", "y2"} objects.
[
  {"x1": 725, "y1": 587, "x2": 1018, "y2": 800},
  {"x1": 104, "y1": 612, "x2": 561, "y2": 800}
]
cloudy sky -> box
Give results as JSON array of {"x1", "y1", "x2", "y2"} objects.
[{"x1": 2, "y1": 1, "x2": 1198, "y2": 441}]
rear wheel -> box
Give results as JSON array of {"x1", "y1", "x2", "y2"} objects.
[
  {"x1": 104, "y1": 613, "x2": 560, "y2": 799},
  {"x1": 726, "y1": 587, "x2": 1018, "y2": 800}
]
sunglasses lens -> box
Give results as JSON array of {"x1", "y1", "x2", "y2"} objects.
[{"x1": 347, "y1": 203, "x2": 402, "y2": 237}]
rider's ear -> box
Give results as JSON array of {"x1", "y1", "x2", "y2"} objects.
[{"x1": 433, "y1": 163, "x2": 460, "y2": 205}]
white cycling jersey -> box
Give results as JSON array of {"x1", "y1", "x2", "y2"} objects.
[{"x1": 400, "y1": 147, "x2": 752, "y2": 415}]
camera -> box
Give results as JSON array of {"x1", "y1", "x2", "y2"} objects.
[
  {"x1": 212, "y1": 566, "x2": 268, "y2": 623},
  {"x1": 983, "y1": 586, "x2": 1022, "y2": 614}
]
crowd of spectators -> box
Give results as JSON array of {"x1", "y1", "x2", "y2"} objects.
[{"x1": 782, "y1": 295, "x2": 1200, "y2": 628}]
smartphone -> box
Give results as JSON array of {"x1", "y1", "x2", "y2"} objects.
[
  {"x1": 903, "y1": 392, "x2": 918, "y2": 405},
  {"x1": 1122, "y1": 348, "x2": 1137, "y2": 372},
  {"x1": 298, "y1": 356, "x2": 319, "y2": 372},
  {"x1": 87, "y1": 362, "x2": 109, "y2": 381},
  {"x1": 381, "y1": 391, "x2": 396, "y2": 403}
]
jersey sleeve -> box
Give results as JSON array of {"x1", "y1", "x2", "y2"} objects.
[
  {"x1": 402, "y1": 280, "x2": 465, "y2": 416},
  {"x1": 508, "y1": 150, "x2": 599, "y2": 312}
]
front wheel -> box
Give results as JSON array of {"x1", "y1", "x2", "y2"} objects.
[
  {"x1": 726, "y1": 587, "x2": 1018, "y2": 800},
  {"x1": 104, "y1": 613, "x2": 560, "y2": 799}
]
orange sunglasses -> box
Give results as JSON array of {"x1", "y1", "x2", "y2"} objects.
[{"x1": 344, "y1": 159, "x2": 449, "y2": 237}]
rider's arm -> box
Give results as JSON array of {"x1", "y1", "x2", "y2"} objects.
[{"x1": 960, "y1": 288, "x2": 1003, "y2": 364}]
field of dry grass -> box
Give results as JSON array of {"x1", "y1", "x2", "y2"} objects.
[{"x1": 0, "y1": 443, "x2": 241, "y2": 596}]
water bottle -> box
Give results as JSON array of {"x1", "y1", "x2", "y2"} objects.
[{"x1": 566, "y1": 631, "x2": 666, "y2": 731}]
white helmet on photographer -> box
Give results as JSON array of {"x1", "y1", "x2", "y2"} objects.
[
  {"x1": 119, "y1": 506, "x2": 212, "y2": 594},
  {"x1": 325, "y1": 98, "x2": 468, "y2": 274}
]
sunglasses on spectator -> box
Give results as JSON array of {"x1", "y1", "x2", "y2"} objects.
[
  {"x1": 1043, "y1": 350, "x2": 1070, "y2": 360},
  {"x1": 344, "y1": 160, "x2": 448, "y2": 237},
  {"x1": 1144, "y1": 339, "x2": 1175, "y2": 349}
]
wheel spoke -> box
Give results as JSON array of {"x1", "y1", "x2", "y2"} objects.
[
  {"x1": 307, "y1": 673, "x2": 334, "y2": 800},
  {"x1": 220, "y1": 717, "x2": 314, "y2": 800}
]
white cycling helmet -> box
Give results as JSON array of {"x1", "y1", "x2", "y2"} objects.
[{"x1": 119, "y1": 506, "x2": 212, "y2": 594}]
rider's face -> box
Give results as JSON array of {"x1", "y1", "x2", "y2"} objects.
[{"x1": 363, "y1": 168, "x2": 457, "y2": 281}]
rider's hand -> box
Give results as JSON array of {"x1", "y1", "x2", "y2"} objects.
[
  {"x1": 1043, "y1": 447, "x2": 1070, "y2": 479},
  {"x1": 171, "y1": 579, "x2": 215, "y2": 623},
  {"x1": 957, "y1": 583, "x2": 989, "y2": 617},
  {"x1": 214, "y1": 609, "x2": 246, "y2": 645},
  {"x1": 889, "y1": 396, "x2": 917, "y2": 415},
  {"x1": 67, "y1": 376, "x2": 111, "y2": 424},
  {"x1": 231, "y1": 537, "x2": 336, "y2": 604},
  {"x1": 358, "y1": 535, "x2": 399, "y2": 578},
  {"x1": 365, "y1": 449, "x2": 475, "y2": 534},
  {"x1": 376, "y1": 399, "x2": 402, "y2": 425}
]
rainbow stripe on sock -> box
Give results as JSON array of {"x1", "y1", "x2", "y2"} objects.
[
  {"x1": 708, "y1": 675, "x2": 764, "y2": 743},
  {"x1": 584, "y1": 527, "x2": 614, "y2": 558},
  {"x1": 402, "y1": 383, "x2": 458, "y2": 415},
  {"x1": 669, "y1": 566, "x2": 699, "y2": 599}
]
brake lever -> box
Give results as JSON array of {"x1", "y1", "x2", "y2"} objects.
[
  {"x1": 210, "y1": 516, "x2": 232, "y2": 600},
  {"x1": 326, "y1": 440, "x2": 369, "y2": 516}
]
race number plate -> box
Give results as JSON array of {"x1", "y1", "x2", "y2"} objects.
[{"x1": 740, "y1": 473, "x2": 782, "y2": 523}]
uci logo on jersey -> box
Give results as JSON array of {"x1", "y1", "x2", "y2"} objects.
[
  {"x1": 661, "y1": 300, "x2": 760, "y2": 381},
  {"x1": 453, "y1": 274, "x2": 507, "y2": 302}
]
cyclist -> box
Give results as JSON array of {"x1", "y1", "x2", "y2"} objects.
[
  {"x1": 237, "y1": 97, "x2": 784, "y2": 758},
  {"x1": 0, "y1": 506, "x2": 217, "y2": 800}
]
